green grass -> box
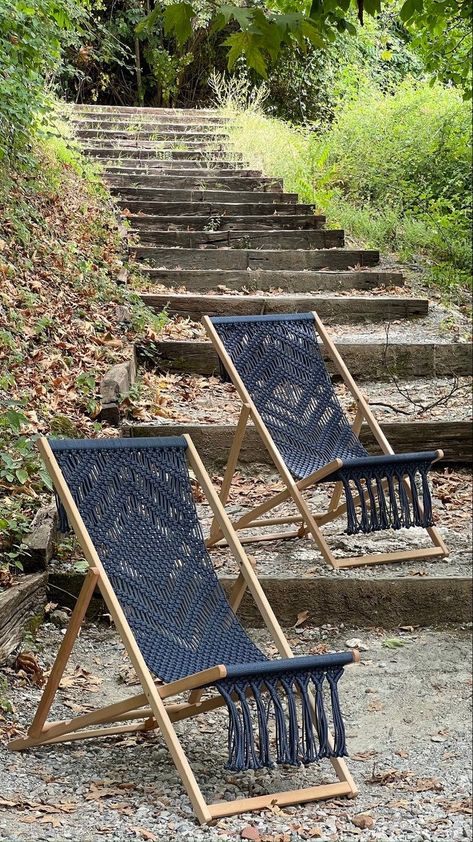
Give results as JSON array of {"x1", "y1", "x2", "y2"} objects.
[{"x1": 225, "y1": 82, "x2": 472, "y2": 304}]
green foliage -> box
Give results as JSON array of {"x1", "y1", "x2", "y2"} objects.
[
  {"x1": 226, "y1": 80, "x2": 472, "y2": 297},
  {"x1": 136, "y1": 0, "x2": 471, "y2": 99},
  {"x1": 400, "y1": 0, "x2": 472, "y2": 98},
  {"x1": 0, "y1": 0, "x2": 87, "y2": 161},
  {"x1": 263, "y1": 12, "x2": 422, "y2": 124},
  {"x1": 0, "y1": 404, "x2": 52, "y2": 566}
]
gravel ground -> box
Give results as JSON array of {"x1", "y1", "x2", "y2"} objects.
[
  {"x1": 124, "y1": 374, "x2": 472, "y2": 427},
  {"x1": 157, "y1": 303, "x2": 471, "y2": 344},
  {"x1": 1, "y1": 623, "x2": 471, "y2": 842},
  {"x1": 192, "y1": 467, "x2": 472, "y2": 579}
]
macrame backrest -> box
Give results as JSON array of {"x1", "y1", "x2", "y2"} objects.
[
  {"x1": 211, "y1": 314, "x2": 366, "y2": 478},
  {"x1": 50, "y1": 437, "x2": 263, "y2": 682}
]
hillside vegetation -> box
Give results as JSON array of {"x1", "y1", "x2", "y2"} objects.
[
  {"x1": 226, "y1": 81, "x2": 472, "y2": 301},
  {"x1": 0, "y1": 134, "x2": 159, "y2": 570}
]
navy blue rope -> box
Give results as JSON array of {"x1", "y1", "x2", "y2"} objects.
[
  {"x1": 50, "y1": 436, "x2": 354, "y2": 770},
  {"x1": 211, "y1": 314, "x2": 437, "y2": 533}
]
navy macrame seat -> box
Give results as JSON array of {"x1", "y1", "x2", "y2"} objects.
[
  {"x1": 50, "y1": 436, "x2": 355, "y2": 771},
  {"x1": 211, "y1": 313, "x2": 437, "y2": 535}
]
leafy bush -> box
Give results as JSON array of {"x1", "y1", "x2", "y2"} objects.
[
  {"x1": 263, "y1": 12, "x2": 423, "y2": 125},
  {"x1": 0, "y1": 0, "x2": 87, "y2": 162},
  {"x1": 227, "y1": 81, "x2": 472, "y2": 296}
]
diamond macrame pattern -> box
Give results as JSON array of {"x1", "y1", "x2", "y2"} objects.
[
  {"x1": 51, "y1": 440, "x2": 263, "y2": 682},
  {"x1": 213, "y1": 315, "x2": 367, "y2": 478}
]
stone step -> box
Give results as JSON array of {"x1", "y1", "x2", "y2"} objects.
[
  {"x1": 118, "y1": 200, "x2": 314, "y2": 215},
  {"x1": 124, "y1": 419, "x2": 472, "y2": 465},
  {"x1": 106, "y1": 166, "x2": 262, "y2": 178},
  {"x1": 140, "y1": 268, "x2": 403, "y2": 292},
  {"x1": 135, "y1": 337, "x2": 472, "y2": 379},
  {"x1": 96, "y1": 157, "x2": 246, "y2": 169},
  {"x1": 73, "y1": 120, "x2": 227, "y2": 133},
  {"x1": 115, "y1": 188, "x2": 298, "y2": 203},
  {"x1": 76, "y1": 128, "x2": 228, "y2": 141},
  {"x1": 49, "y1": 566, "x2": 473, "y2": 626},
  {"x1": 71, "y1": 105, "x2": 225, "y2": 119},
  {"x1": 126, "y1": 213, "x2": 326, "y2": 231},
  {"x1": 105, "y1": 174, "x2": 284, "y2": 191},
  {"x1": 84, "y1": 148, "x2": 243, "y2": 160},
  {"x1": 82, "y1": 139, "x2": 227, "y2": 151},
  {"x1": 134, "y1": 228, "x2": 344, "y2": 250},
  {"x1": 140, "y1": 292, "x2": 427, "y2": 321},
  {"x1": 134, "y1": 246, "x2": 379, "y2": 270}
]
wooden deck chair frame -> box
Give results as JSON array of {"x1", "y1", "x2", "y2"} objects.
[
  {"x1": 9, "y1": 434, "x2": 360, "y2": 824},
  {"x1": 203, "y1": 312, "x2": 448, "y2": 570}
]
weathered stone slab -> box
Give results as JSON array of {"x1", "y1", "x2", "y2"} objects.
[
  {"x1": 134, "y1": 229, "x2": 344, "y2": 250},
  {"x1": 123, "y1": 419, "x2": 472, "y2": 464},
  {"x1": 22, "y1": 505, "x2": 57, "y2": 572},
  {"x1": 77, "y1": 129, "x2": 229, "y2": 141},
  {"x1": 119, "y1": 201, "x2": 315, "y2": 215},
  {"x1": 140, "y1": 268, "x2": 403, "y2": 292},
  {"x1": 128, "y1": 214, "x2": 325, "y2": 231},
  {"x1": 0, "y1": 573, "x2": 48, "y2": 663},
  {"x1": 105, "y1": 174, "x2": 283, "y2": 191},
  {"x1": 135, "y1": 247, "x2": 380, "y2": 270},
  {"x1": 99, "y1": 355, "x2": 137, "y2": 426},
  {"x1": 114, "y1": 188, "x2": 297, "y2": 203},
  {"x1": 135, "y1": 338, "x2": 472, "y2": 379},
  {"x1": 46, "y1": 568, "x2": 472, "y2": 626},
  {"x1": 141, "y1": 292, "x2": 427, "y2": 321},
  {"x1": 84, "y1": 148, "x2": 241, "y2": 160}
]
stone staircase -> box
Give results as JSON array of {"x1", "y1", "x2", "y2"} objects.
[
  {"x1": 71, "y1": 104, "x2": 471, "y2": 465},
  {"x1": 65, "y1": 104, "x2": 473, "y2": 626}
]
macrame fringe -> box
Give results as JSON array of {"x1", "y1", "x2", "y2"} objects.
[
  {"x1": 338, "y1": 463, "x2": 434, "y2": 535},
  {"x1": 216, "y1": 667, "x2": 347, "y2": 772}
]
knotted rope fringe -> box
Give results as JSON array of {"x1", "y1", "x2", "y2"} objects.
[
  {"x1": 216, "y1": 667, "x2": 347, "y2": 772},
  {"x1": 329, "y1": 460, "x2": 434, "y2": 535}
]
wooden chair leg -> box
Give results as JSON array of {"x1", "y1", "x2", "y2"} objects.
[
  {"x1": 28, "y1": 568, "x2": 100, "y2": 738},
  {"x1": 208, "y1": 403, "x2": 251, "y2": 546}
]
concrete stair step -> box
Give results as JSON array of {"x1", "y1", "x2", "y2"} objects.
[
  {"x1": 72, "y1": 120, "x2": 227, "y2": 132},
  {"x1": 105, "y1": 166, "x2": 261, "y2": 177},
  {"x1": 126, "y1": 213, "x2": 326, "y2": 231},
  {"x1": 124, "y1": 418, "x2": 472, "y2": 466},
  {"x1": 105, "y1": 174, "x2": 284, "y2": 191},
  {"x1": 139, "y1": 268, "x2": 403, "y2": 292},
  {"x1": 133, "y1": 228, "x2": 344, "y2": 249},
  {"x1": 118, "y1": 200, "x2": 314, "y2": 215},
  {"x1": 83, "y1": 148, "x2": 242, "y2": 160},
  {"x1": 71, "y1": 104, "x2": 225, "y2": 119},
  {"x1": 141, "y1": 291, "x2": 428, "y2": 321},
  {"x1": 82, "y1": 139, "x2": 227, "y2": 150},
  {"x1": 115, "y1": 188, "x2": 297, "y2": 203},
  {"x1": 135, "y1": 336, "x2": 472, "y2": 379},
  {"x1": 94, "y1": 157, "x2": 246, "y2": 169},
  {"x1": 76, "y1": 128, "x2": 228, "y2": 141},
  {"x1": 134, "y1": 246, "x2": 379, "y2": 270}
]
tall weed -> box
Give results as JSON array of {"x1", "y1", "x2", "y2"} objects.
[{"x1": 226, "y1": 82, "x2": 472, "y2": 297}]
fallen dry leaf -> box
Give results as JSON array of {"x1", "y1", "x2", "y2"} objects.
[
  {"x1": 241, "y1": 826, "x2": 261, "y2": 841},
  {"x1": 14, "y1": 652, "x2": 45, "y2": 686},
  {"x1": 294, "y1": 610, "x2": 310, "y2": 628},
  {"x1": 129, "y1": 827, "x2": 158, "y2": 841},
  {"x1": 367, "y1": 769, "x2": 413, "y2": 786},
  {"x1": 351, "y1": 814, "x2": 375, "y2": 829}
]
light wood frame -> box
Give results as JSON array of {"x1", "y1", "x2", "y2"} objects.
[
  {"x1": 9, "y1": 435, "x2": 360, "y2": 824},
  {"x1": 203, "y1": 312, "x2": 448, "y2": 570}
]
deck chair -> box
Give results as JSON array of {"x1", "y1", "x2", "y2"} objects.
[
  {"x1": 203, "y1": 312, "x2": 448, "y2": 569},
  {"x1": 9, "y1": 435, "x2": 361, "y2": 824}
]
